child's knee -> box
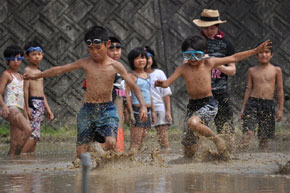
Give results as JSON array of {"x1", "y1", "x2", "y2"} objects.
[{"x1": 187, "y1": 116, "x2": 201, "y2": 128}]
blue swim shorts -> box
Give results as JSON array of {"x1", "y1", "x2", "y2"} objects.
[{"x1": 77, "y1": 102, "x2": 119, "y2": 146}]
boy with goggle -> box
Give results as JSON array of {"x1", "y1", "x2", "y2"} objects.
[
  {"x1": 21, "y1": 41, "x2": 54, "y2": 154},
  {"x1": 155, "y1": 35, "x2": 271, "y2": 158},
  {"x1": 182, "y1": 50, "x2": 205, "y2": 61},
  {"x1": 24, "y1": 26, "x2": 148, "y2": 159}
]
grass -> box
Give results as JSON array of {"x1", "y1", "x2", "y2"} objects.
[{"x1": 0, "y1": 123, "x2": 289, "y2": 143}]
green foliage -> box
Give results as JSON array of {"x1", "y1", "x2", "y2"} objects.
[{"x1": 0, "y1": 124, "x2": 9, "y2": 137}]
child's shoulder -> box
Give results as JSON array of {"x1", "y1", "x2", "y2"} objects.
[
  {"x1": 273, "y1": 65, "x2": 282, "y2": 73},
  {"x1": 0, "y1": 70, "x2": 12, "y2": 82},
  {"x1": 24, "y1": 66, "x2": 40, "y2": 73}
]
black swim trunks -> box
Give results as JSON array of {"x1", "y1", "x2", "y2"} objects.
[
  {"x1": 181, "y1": 96, "x2": 218, "y2": 146},
  {"x1": 242, "y1": 97, "x2": 275, "y2": 139}
]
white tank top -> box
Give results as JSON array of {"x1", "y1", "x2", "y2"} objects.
[{"x1": 4, "y1": 72, "x2": 24, "y2": 110}]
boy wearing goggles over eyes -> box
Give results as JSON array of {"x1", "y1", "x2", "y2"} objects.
[
  {"x1": 24, "y1": 26, "x2": 148, "y2": 158},
  {"x1": 155, "y1": 35, "x2": 271, "y2": 157},
  {"x1": 82, "y1": 36, "x2": 127, "y2": 152}
]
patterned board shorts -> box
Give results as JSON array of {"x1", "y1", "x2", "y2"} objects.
[
  {"x1": 242, "y1": 97, "x2": 275, "y2": 139},
  {"x1": 77, "y1": 102, "x2": 119, "y2": 145},
  {"x1": 29, "y1": 97, "x2": 45, "y2": 140},
  {"x1": 181, "y1": 96, "x2": 218, "y2": 146}
]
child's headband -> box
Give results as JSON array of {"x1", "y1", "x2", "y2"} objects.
[{"x1": 26, "y1": 46, "x2": 43, "y2": 53}]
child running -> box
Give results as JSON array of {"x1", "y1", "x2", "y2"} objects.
[
  {"x1": 126, "y1": 47, "x2": 157, "y2": 153},
  {"x1": 240, "y1": 43, "x2": 284, "y2": 149},
  {"x1": 22, "y1": 41, "x2": 54, "y2": 153},
  {"x1": 24, "y1": 26, "x2": 148, "y2": 158},
  {"x1": 82, "y1": 36, "x2": 126, "y2": 152},
  {"x1": 155, "y1": 35, "x2": 271, "y2": 157},
  {"x1": 145, "y1": 46, "x2": 172, "y2": 153},
  {"x1": 0, "y1": 45, "x2": 32, "y2": 156}
]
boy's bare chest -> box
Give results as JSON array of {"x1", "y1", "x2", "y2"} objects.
[
  {"x1": 183, "y1": 66, "x2": 211, "y2": 81},
  {"x1": 252, "y1": 69, "x2": 276, "y2": 83},
  {"x1": 85, "y1": 65, "x2": 116, "y2": 79}
]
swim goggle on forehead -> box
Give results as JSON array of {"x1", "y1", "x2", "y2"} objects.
[
  {"x1": 6, "y1": 56, "x2": 24, "y2": 61},
  {"x1": 26, "y1": 47, "x2": 43, "y2": 53},
  {"x1": 183, "y1": 50, "x2": 205, "y2": 61},
  {"x1": 86, "y1": 39, "x2": 105, "y2": 46},
  {"x1": 109, "y1": 43, "x2": 122, "y2": 49}
]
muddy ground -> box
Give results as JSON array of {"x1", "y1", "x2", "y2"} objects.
[{"x1": 1, "y1": 128, "x2": 290, "y2": 177}]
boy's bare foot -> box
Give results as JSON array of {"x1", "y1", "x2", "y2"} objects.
[{"x1": 212, "y1": 136, "x2": 226, "y2": 154}]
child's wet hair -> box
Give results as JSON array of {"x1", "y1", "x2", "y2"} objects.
[
  {"x1": 181, "y1": 35, "x2": 208, "y2": 52},
  {"x1": 144, "y1": 46, "x2": 157, "y2": 69},
  {"x1": 109, "y1": 36, "x2": 121, "y2": 44},
  {"x1": 3, "y1": 45, "x2": 24, "y2": 63},
  {"x1": 84, "y1": 26, "x2": 109, "y2": 42},
  {"x1": 24, "y1": 40, "x2": 43, "y2": 55},
  {"x1": 256, "y1": 41, "x2": 273, "y2": 53},
  {"x1": 127, "y1": 47, "x2": 148, "y2": 70}
]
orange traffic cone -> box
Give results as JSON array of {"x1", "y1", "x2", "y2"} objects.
[{"x1": 116, "y1": 128, "x2": 125, "y2": 152}]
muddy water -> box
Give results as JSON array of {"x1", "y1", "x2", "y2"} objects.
[{"x1": 0, "y1": 138, "x2": 290, "y2": 193}]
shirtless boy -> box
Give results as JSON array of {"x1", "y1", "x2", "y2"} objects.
[
  {"x1": 24, "y1": 26, "x2": 148, "y2": 158},
  {"x1": 240, "y1": 44, "x2": 284, "y2": 149},
  {"x1": 22, "y1": 41, "x2": 54, "y2": 153},
  {"x1": 155, "y1": 35, "x2": 271, "y2": 157}
]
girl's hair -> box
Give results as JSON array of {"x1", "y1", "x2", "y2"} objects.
[
  {"x1": 127, "y1": 47, "x2": 148, "y2": 70},
  {"x1": 3, "y1": 45, "x2": 24, "y2": 58},
  {"x1": 3, "y1": 45, "x2": 24, "y2": 64},
  {"x1": 144, "y1": 46, "x2": 157, "y2": 69}
]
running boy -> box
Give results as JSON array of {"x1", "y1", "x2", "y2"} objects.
[
  {"x1": 155, "y1": 35, "x2": 271, "y2": 157},
  {"x1": 240, "y1": 44, "x2": 283, "y2": 149},
  {"x1": 0, "y1": 45, "x2": 32, "y2": 156},
  {"x1": 22, "y1": 41, "x2": 54, "y2": 153},
  {"x1": 24, "y1": 26, "x2": 148, "y2": 158}
]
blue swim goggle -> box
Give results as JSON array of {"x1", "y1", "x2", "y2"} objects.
[
  {"x1": 6, "y1": 56, "x2": 24, "y2": 61},
  {"x1": 26, "y1": 46, "x2": 43, "y2": 53},
  {"x1": 183, "y1": 50, "x2": 205, "y2": 61}
]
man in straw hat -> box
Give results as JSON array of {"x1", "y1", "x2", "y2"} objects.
[{"x1": 193, "y1": 9, "x2": 236, "y2": 134}]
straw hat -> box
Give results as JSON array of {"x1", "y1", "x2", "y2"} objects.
[{"x1": 193, "y1": 9, "x2": 226, "y2": 27}]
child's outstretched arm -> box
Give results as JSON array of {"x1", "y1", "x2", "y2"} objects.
[
  {"x1": 155, "y1": 66, "x2": 183, "y2": 88},
  {"x1": 24, "y1": 59, "x2": 83, "y2": 80},
  {"x1": 275, "y1": 67, "x2": 284, "y2": 122},
  {"x1": 211, "y1": 40, "x2": 272, "y2": 69},
  {"x1": 240, "y1": 69, "x2": 253, "y2": 119}
]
